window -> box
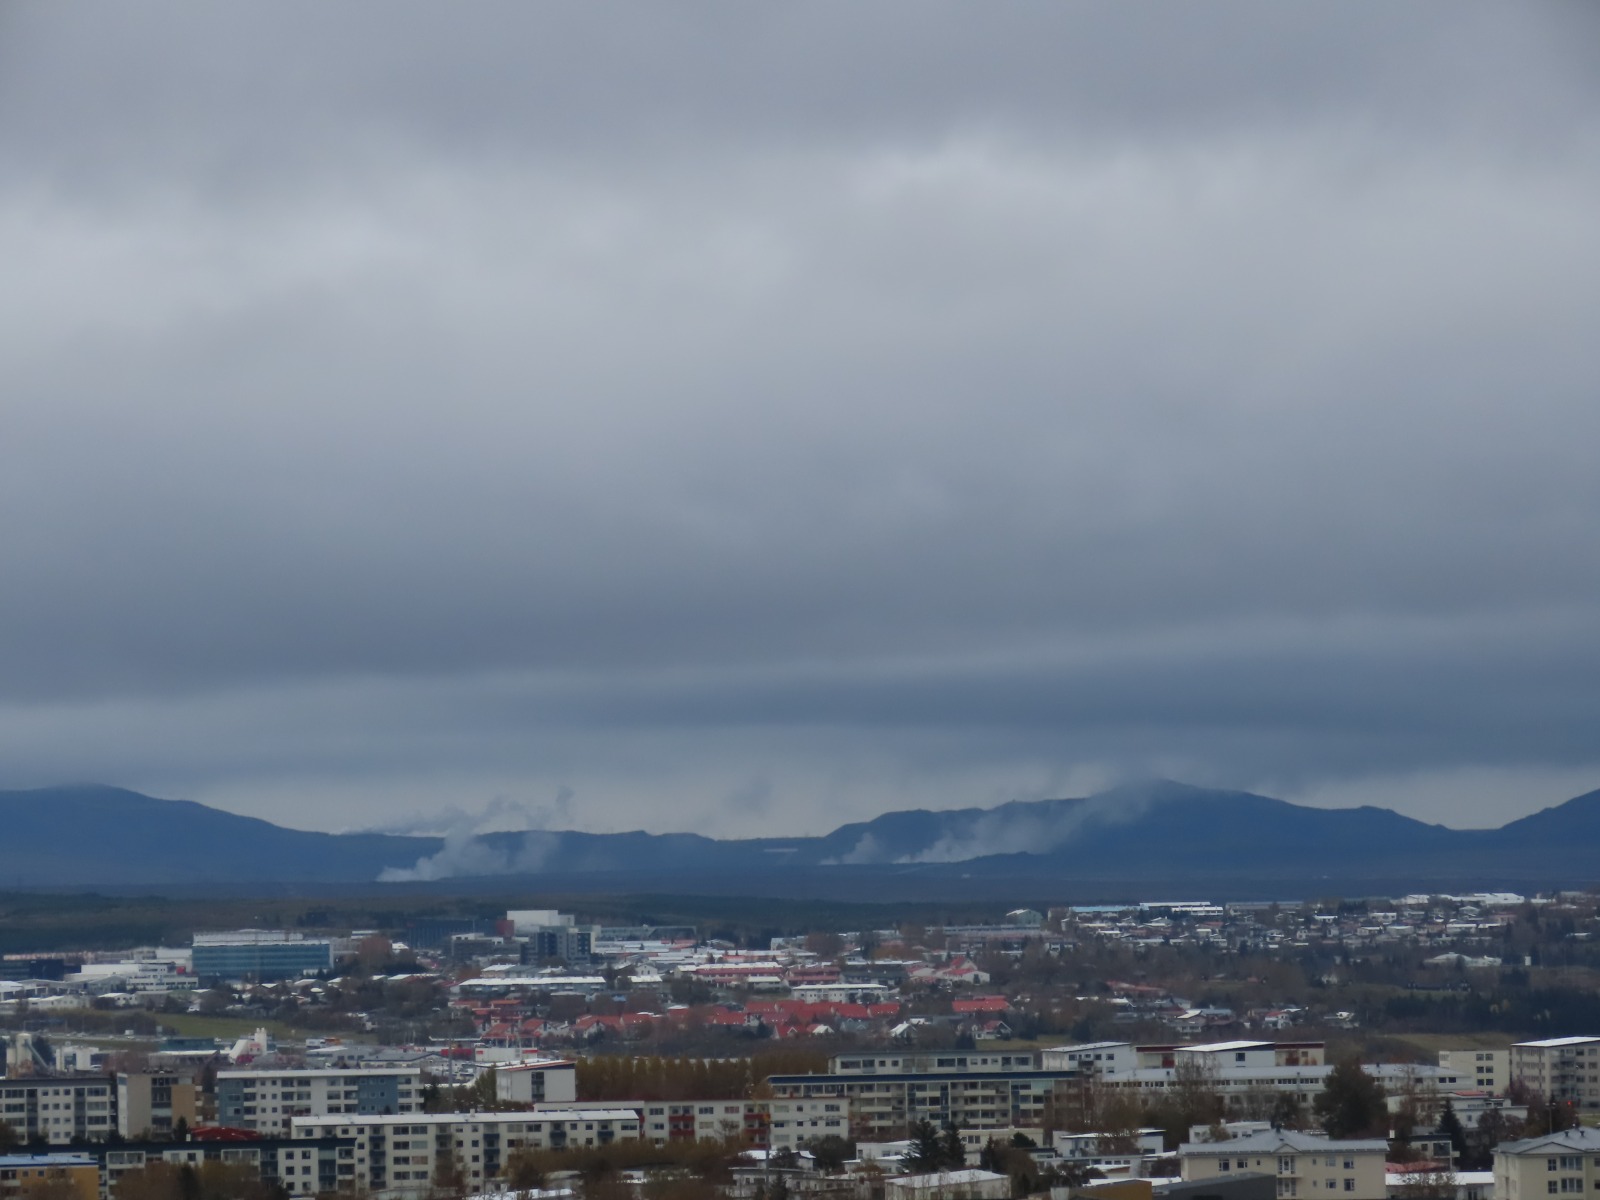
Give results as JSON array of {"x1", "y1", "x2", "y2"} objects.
[{"x1": 1344, "y1": 1182, "x2": 1354, "y2": 1193}]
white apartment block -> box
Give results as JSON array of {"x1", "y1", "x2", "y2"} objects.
[
  {"x1": 292, "y1": 1110, "x2": 641, "y2": 1198},
  {"x1": 764, "y1": 1099, "x2": 849, "y2": 1151},
  {"x1": 1041, "y1": 1042, "x2": 1137, "y2": 1075},
  {"x1": 0, "y1": 1077, "x2": 114, "y2": 1144},
  {"x1": 1179, "y1": 1129, "x2": 1388, "y2": 1200},
  {"x1": 493, "y1": 1060, "x2": 577, "y2": 1106},
  {"x1": 621, "y1": 1097, "x2": 846, "y2": 1150},
  {"x1": 831, "y1": 1051, "x2": 1042, "y2": 1075},
  {"x1": 1512, "y1": 1039, "x2": 1600, "y2": 1109},
  {"x1": 1495, "y1": 1126, "x2": 1600, "y2": 1200},
  {"x1": 1439, "y1": 1049, "x2": 1509, "y2": 1094},
  {"x1": 217, "y1": 1068, "x2": 421, "y2": 1135}
]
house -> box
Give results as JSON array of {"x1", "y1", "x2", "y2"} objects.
[{"x1": 1493, "y1": 1125, "x2": 1600, "y2": 1200}]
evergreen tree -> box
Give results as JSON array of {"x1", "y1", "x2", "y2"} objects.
[
  {"x1": 1313, "y1": 1059, "x2": 1389, "y2": 1139},
  {"x1": 940, "y1": 1123, "x2": 966, "y2": 1169},
  {"x1": 905, "y1": 1121, "x2": 945, "y2": 1171},
  {"x1": 1439, "y1": 1100, "x2": 1467, "y2": 1158}
]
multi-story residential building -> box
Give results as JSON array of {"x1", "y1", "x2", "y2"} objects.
[
  {"x1": 0, "y1": 1077, "x2": 114, "y2": 1144},
  {"x1": 634, "y1": 1100, "x2": 753, "y2": 1145},
  {"x1": 216, "y1": 1068, "x2": 422, "y2": 1136},
  {"x1": 1511, "y1": 1039, "x2": 1600, "y2": 1109},
  {"x1": 830, "y1": 1051, "x2": 1046, "y2": 1076},
  {"x1": 1494, "y1": 1126, "x2": 1600, "y2": 1200},
  {"x1": 95, "y1": 1137, "x2": 357, "y2": 1199},
  {"x1": 0, "y1": 1154, "x2": 98, "y2": 1200},
  {"x1": 765, "y1": 1098, "x2": 849, "y2": 1151},
  {"x1": 191, "y1": 931, "x2": 333, "y2": 982},
  {"x1": 116, "y1": 1071, "x2": 199, "y2": 1139},
  {"x1": 492, "y1": 1060, "x2": 577, "y2": 1106},
  {"x1": 1139, "y1": 1041, "x2": 1325, "y2": 1070},
  {"x1": 291, "y1": 1110, "x2": 642, "y2": 1198},
  {"x1": 1040, "y1": 1041, "x2": 1137, "y2": 1075},
  {"x1": 1439, "y1": 1048, "x2": 1509, "y2": 1094},
  {"x1": 767, "y1": 1055, "x2": 1072, "y2": 1140},
  {"x1": 1179, "y1": 1129, "x2": 1388, "y2": 1200}
]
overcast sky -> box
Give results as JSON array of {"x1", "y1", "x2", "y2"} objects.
[{"x1": 2, "y1": 3, "x2": 1599, "y2": 838}]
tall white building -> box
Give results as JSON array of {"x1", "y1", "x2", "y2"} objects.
[{"x1": 1512, "y1": 1038, "x2": 1600, "y2": 1109}]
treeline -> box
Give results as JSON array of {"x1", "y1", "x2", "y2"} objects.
[
  {"x1": 1382, "y1": 984, "x2": 1600, "y2": 1034},
  {"x1": 109, "y1": 1161, "x2": 284, "y2": 1200},
  {"x1": 577, "y1": 1050, "x2": 829, "y2": 1101}
]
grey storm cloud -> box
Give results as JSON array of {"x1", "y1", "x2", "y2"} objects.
[{"x1": 0, "y1": 3, "x2": 1598, "y2": 837}]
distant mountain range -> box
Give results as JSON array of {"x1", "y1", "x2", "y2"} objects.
[{"x1": 4, "y1": 780, "x2": 1598, "y2": 899}]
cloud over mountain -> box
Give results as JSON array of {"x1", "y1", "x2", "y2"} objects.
[{"x1": 0, "y1": 4, "x2": 1598, "y2": 834}]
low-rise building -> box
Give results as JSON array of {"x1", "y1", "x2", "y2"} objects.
[
  {"x1": 885, "y1": 1168, "x2": 1010, "y2": 1200},
  {"x1": 1178, "y1": 1129, "x2": 1388, "y2": 1200},
  {"x1": 1494, "y1": 1126, "x2": 1600, "y2": 1200}
]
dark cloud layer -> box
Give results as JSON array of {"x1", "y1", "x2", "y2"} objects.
[{"x1": 1, "y1": 3, "x2": 1598, "y2": 836}]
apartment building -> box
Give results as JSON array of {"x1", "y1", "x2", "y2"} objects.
[
  {"x1": 1439, "y1": 1048, "x2": 1509, "y2": 1094},
  {"x1": 493, "y1": 1060, "x2": 577, "y2": 1106},
  {"x1": 1495, "y1": 1126, "x2": 1600, "y2": 1200},
  {"x1": 0, "y1": 1077, "x2": 114, "y2": 1144},
  {"x1": 1511, "y1": 1039, "x2": 1600, "y2": 1109},
  {"x1": 832, "y1": 1052, "x2": 1042, "y2": 1076},
  {"x1": 766, "y1": 1059, "x2": 1071, "y2": 1140},
  {"x1": 625, "y1": 1098, "x2": 848, "y2": 1151},
  {"x1": 116, "y1": 1071, "x2": 199, "y2": 1139},
  {"x1": 635, "y1": 1099, "x2": 757, "y2": 1146},
  {"x1": 766, "y1": 1098, "x2": 849, "y2": 1151},
  {"x1": 290, "y1": 1110, "x2": 641, "y2": 1198},
  {"x1": 1040, "y1": 1042, "x2": 1137, "y2": 1075},
  {"x1": 1141, "y1": 1041, "x2": 1326, "y2": 1070},
  {"x1": 96, "y1": 1137, "x2": 357, "y2": 1199},
  {"x1": 1179, "y1": 1129, "x2": 1388, "y2": 1200},
  {"x1": 216, "y1": 1067, "x2": 421, "y2": 1135},
  {"x1": 0, "y1": 1155, "x2": 97, "y2": 1200}
]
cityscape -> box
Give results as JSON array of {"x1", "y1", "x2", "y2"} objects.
[{"x1": 6, "y1": 893, "x2": 1600, "y2": 1198}]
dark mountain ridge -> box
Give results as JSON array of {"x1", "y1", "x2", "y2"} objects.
[{"x1": 1, "y1": 780, "x2": 1596, "y2": 896}]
